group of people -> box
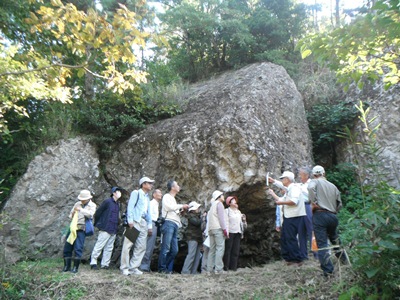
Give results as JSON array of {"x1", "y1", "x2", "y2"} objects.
[
  {"x1": 61, "y1": 177, "x2": 247, "y2": 275},
  {"x1": 268, "y1": 165, "x2": 348, "y2": 277},
  {"x1": 61, "y1": 166, "x2": 346, "y2": 277}
]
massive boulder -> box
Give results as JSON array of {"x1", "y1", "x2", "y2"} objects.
[
  {"x1": 1, "y1": 137, "x2": 108, "y2": 263},
  {"x1": 105, "y1": 62, "x2": 313, "y2": 267},
  {"x1": 1, "y1": 62, "x2": 313, "y2": 267}
]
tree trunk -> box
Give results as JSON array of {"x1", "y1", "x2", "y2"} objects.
[{"x1": 335, "y1": 0, "x2": 340, "y2": 27}]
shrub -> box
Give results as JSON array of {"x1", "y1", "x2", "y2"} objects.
[{"x1": 337, "y1": 102, "x2": 400, "y2": 298}]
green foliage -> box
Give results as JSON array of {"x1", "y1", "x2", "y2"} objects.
[
  {"x1": 336, "y1": 102, "x2": 400, "y2": 298},
  {"x1": 160, "y1": 0, "x2": 309, "y2": 82},
  {"x1": 254, "y1": 49, "x2": 300, "y2": 79},
  {"x1": 0, "y1": 0, "x2": 163, "y2": 137},
  {"x1": 326, "y1": 163, "x2": 363, "y2": 212},
  {"x1": 75, "y1": 86, "x2": 182, "y2": 159},
  {"x1": 307, "y1": 102, "x2": 358, "y2": 163},
  {"x1": 298, "y1": 0, "x2": 400, "y2": 90}
]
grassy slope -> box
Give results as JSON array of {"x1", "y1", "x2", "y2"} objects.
[{"x1": 1, "y1": 258, "x2": 353, "y2": 299}]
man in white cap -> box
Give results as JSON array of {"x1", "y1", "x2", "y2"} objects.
[
  {"x1": 308, "y1": 165, "x2": 347, "y2": 276},
  {"x1": 268, "y1": 171, "x2": 307, "y2": 266},
  {"x1": 120, "y1": 176, "x2": 154, "y2": 275},
  {"x1": 158, "y1": 179, "x2": 189, "y2": 273}
]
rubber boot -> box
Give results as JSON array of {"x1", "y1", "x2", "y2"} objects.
[
  {"x1": 62, "y1": 258, "x2": 71, "y2": 272},
  {"x1": 71, "y1": 259, "x2": 80, "y2": 273}
]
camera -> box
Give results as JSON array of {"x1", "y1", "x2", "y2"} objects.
[
  {"x1": 122, "y1": 212, "x2": 128, "y2": 227},
  {"x1": 155, "y1": 216, "x2": 165, "y2": 228}
]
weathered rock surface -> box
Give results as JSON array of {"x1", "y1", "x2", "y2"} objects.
[
  {"x1": 1, "y1": 137, "x2": 108, "y2": 263},
  {"x1": 105, "y1": 62, "x2": 313, "y2": 267},
  {"x1": 337, "y1": 84, "x2": 400, "y2": 188}
]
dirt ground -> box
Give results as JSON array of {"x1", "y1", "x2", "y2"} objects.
[{"x1": 62, "y1": 258, "x2": 353, "y2": 300}]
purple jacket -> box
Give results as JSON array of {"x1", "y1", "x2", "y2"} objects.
[{"x1": 94, "y1": 197, "x2": 119, "y2": 234}]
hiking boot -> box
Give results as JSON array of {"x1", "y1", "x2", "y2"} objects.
[
  {"x1": 71, "y1": 259, "x2": 80, "y2": 273},
  {"x1": 90, "y1": 264, "x2": 98, "y2": 270},
  {"x1": 62, "y1": 258, "x2": 71, "y2": 272},
  {"x1": 100, "y1": 266, "x2": 109, "y2": 270}
]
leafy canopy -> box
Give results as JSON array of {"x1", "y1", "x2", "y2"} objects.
[
  {"x1": 298, "y1": 0, "x2": 400, "y2": 90},
  {"x1": 0, "y1": 0, "x2": 163, "y2": 137}
]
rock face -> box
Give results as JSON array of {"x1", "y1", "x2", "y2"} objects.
[
  {"x1": 1, "y1": 137, "x2": 108, "y2": 263},
  {"x1": 105, "y1": 62, "x2": 313, "y2": 267},
  {"x1": 337, "y1": 84, "x2": 400, "y2": 188}
]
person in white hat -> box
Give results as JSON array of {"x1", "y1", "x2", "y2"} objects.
[
  {"x1": 62, "y1": 189, "x2": 96, "y2": 273},
  {"x1": 206, "y1": 190, "x2": 229, "y2": 274},
  {"x1": 181, "y1": 201, "x2": 203, "y2": 274},
  {"x1": 308, "y1": 165, "x2": 348, "y2": 277},
  {"x1": 120, "y1": 176, "x2": 155, "y2": 276},
  {"x1": 268, "y1": 171, "x2": 307, "y2": 266}
]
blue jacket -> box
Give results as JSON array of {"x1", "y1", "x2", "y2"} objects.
[
  {"x1": 127, "y1": 189, "x2": 152, "y2": 229},
  {"x1": 94, "y1": 197, "x2": 119, "y2": 234}
]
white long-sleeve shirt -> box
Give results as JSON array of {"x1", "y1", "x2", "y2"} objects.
[{"x1": 162, "y1": 193, "x2": 184, "y2": 227}]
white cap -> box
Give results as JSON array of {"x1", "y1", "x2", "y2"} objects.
[
  {"x1": 188, "y1": 201, "x2": 201, "y2": 211},
  {"x1": 139, "y1": 176, "x2": 155, "y2": 186},
  {"x1": 279, "y1": 171, "x2": 295, "y2": 182},
  {"x1": 312, "y1": 165, "x2": 325, "y2": 175}
]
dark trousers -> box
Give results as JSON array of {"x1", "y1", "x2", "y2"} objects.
[
  {"x1": 298, "y1": 203, "x2": 313, "y2": 259},
  {"x1": 63, "y1": 230, "x2": 86, "y2": 259},
  {"x1": 223, "y1": 233, "x2": 241, "y2": 271},
  {"x1": 281, "y1": 216, "x2": 306, "y2": 263},
  {"x1": 313, "y1": 211, "x2": 339, "y2": 274}
]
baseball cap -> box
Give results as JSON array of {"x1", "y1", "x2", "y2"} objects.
[
  {"x1": 312, "y1": 165, "x2": 325, "y2": 175},
  {"x1": 279, "y1": 171, "x2": 295, "y2": 181},
  {"x1": 139, "y1": 177, "x2": 155, "y2": 186},
  {"x1": 110, "y1": 186, "x2": 121, "y2": 196}
]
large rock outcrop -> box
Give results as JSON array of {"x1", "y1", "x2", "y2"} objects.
[
  {"x1": 105, "y1": 62, "x2": 313, "y2": 266},
  {"x1": 1, "y1": 137, "x2": 108, "y2": 263}
]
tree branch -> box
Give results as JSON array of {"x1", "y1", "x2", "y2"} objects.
[{"x1": 0, "y1": 63, "x2": 87, "y2": 77}]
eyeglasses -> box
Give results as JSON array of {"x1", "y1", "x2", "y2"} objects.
[{"x1": 145, "y1": 182, "x2": 154, "y2": 185}]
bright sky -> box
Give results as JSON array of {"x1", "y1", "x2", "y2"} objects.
[{"x1": 299, "y1": 0, "x2": 366, "y2": 10}]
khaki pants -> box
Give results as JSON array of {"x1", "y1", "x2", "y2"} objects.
[{"x1": 120, "y1": 219, "x2": 148, "y2": 271}]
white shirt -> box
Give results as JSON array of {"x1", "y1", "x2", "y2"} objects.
[
  {"x1": 282, "y1": 183, "x2": 306, "y2": 218},
  {"x1": 150, "y1": 199, "x2": 160, "y2": 222},
  {"x1": 161, "y1": 193, "x2": 184, "y2": 227},
  {"x1": 299, "y1": 179, "x2": 310, "y2": 204},
  {"x1": 225, "y1": 207, "x2": 242, "y2": 233}
]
